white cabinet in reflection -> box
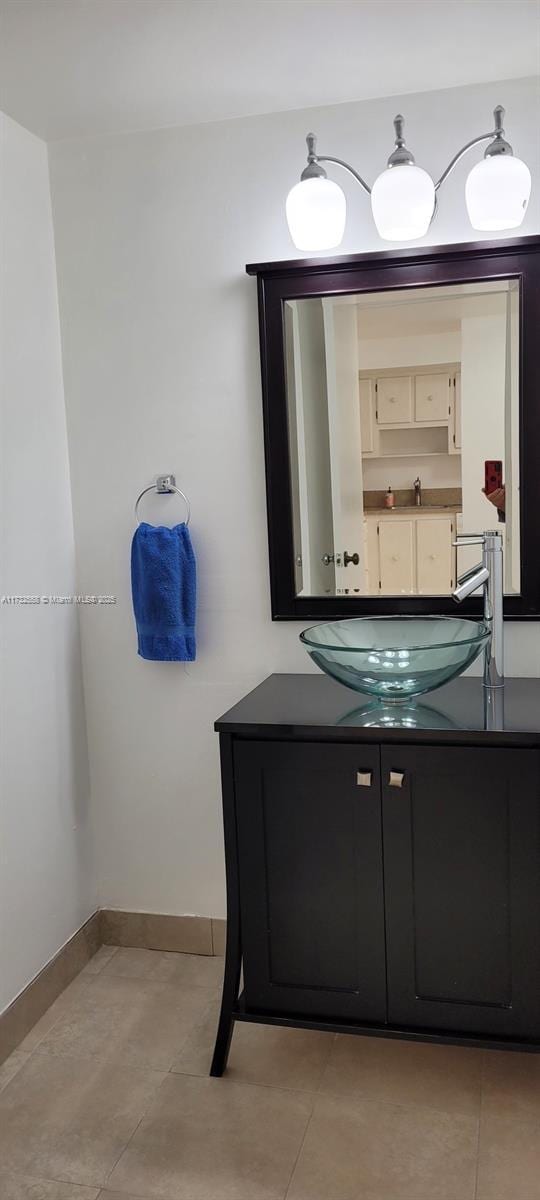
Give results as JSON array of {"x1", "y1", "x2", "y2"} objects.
[
  {"x1": 415, "y1": 372, "x2": 451, "y2": 423},
  {"x1": 359, "y1": 365, "x2": 458, "y2": 455},
  {"x1": 416, "y1": 516, "x2": 455, "y2": 594},
  {"x1": 376, "y1": 375, "x2": 413, "y2": 425},
  {"x1": 378, "y1": 518, "x2": 415, "y2": 594},
  {"x1": 366, "y1": 512, "x2": 457, "y2": 596}
]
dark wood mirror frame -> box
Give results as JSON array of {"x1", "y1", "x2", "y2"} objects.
[{"x1": 247, "y1": 235, "x2": 540, "y2": 621}]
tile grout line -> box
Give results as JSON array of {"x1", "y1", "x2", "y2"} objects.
[
  {"x1": 166, "y1": 988, "x2": 219, "y2": 1075},
  {"x1": 283, "y1": 1092, "x2": 318, "y2": 1200},
  {"x1": 15, "y1": 974, "x2": 99, "y2": 1058},
  {"x1": 311, "y1": 1081, "x2": 482, "y2": 1121},
  {"x1": 27, "y1": 1038, "x2": 487, "y2": 1112},
  {"x1": 171, "y1": 1068, "x2": 337, "y2": 1095},
  {"x1": 96, "y1": 1189, "x2": 149, "y2": 1200},
  {"x1": 2, "y1": 1168, "x2": 101, "y2": 1197},
  {"x1": 18, "y1": 944, "x2": 117, "y2": 1060},
  {"x1": 473, "y1": 1051, "x2": 486, "y2": 1200},
  {"x1": 314, "y1": 1031, "x2": 337, "y2": 1096},
  {"x1": 100, "y1": 1070, "x2": 171, "y2": 1192},
  {"x1": 102, "y1": 1074, "x2": 321, "y2": 1196}
]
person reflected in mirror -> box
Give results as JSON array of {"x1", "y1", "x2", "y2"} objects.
[{"x1": 482, "y1": 484, "x2": 506, "y2": 522}]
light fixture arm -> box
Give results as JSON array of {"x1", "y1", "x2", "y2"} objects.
[
  {"x1": 434, "y1": 108, "x2": 511, "y2": 192},
  {"x1": 315, "y1": 155, "x2": 372, "y2": 195},
  {"x1": 302, "y1": 134, "x2": 371, "y2": 194},
  {"x1": 303, "y1": 106, "x2": 513, "y2": 202},
  {"x1": 434, "y1": 133, "x2": 500, "y2": 191}
]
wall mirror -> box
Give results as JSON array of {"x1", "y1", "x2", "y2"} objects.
[{"x1": 247, "y1": 236, "x2": 540, "y2": 620}]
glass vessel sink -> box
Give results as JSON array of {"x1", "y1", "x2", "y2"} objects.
[{"x1": 300, "y1": 616, "x2": 491, "y2": 702}]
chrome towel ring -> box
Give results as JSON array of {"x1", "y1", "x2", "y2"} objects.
[{"x1": 134, "y1": 475, "x2": 191, "y2": 526}]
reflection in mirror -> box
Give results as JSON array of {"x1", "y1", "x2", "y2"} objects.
[
  {"x1": 284, "y1": 281, "x2": 520, "y2": 599},
  {"x1": 336, "y1": 701, "x2": 460, "y2": 731}
]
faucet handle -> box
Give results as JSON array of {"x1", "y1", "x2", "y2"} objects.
[{"x1": 453, "y1": 533, "x2": 486, "y2": 547}]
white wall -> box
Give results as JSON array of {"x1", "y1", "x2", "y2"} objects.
[
  {"x1": 47, "y1": 76, "x2": 540, "y2": 920},
  {"x1": 357, "y1": 332, "x2": 461, "y2": 370},
  {"x1": 362, "y1": 456, "x2": 461, "y2": 491},
  {"x1": 0, "y1": 113, "x2": 95, "y2": 1011},
  {"x1": 460, "y1": 305, "x2": 508, "y2": 559}
]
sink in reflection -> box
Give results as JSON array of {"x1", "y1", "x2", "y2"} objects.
[{"x1": 300, "y1": 616, "x2": 490, "y2": 702}]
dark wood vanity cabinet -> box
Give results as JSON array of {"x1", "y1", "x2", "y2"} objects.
[
  {"x1": 235, "y1": 741, "x2": 386, "y2": 1022},
  {"x1": 211, "y1": 676, "x2": 540, "y2": 1075},
  {"x1": 381, "y1": 745, "x2": 540, "y2": 1039}
]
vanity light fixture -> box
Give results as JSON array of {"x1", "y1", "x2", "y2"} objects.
[{"x1": 286, "y1": 106, "x2": 531, "y2": 250}]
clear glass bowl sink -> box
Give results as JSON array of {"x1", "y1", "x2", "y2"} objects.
[{"x1": 300, "y1": 616, "x2": 491, "y2": 701}]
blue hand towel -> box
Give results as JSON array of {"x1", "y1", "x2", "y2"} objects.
[{"x1": 131, "y1": 523, "x2": 196, "y2": 661}]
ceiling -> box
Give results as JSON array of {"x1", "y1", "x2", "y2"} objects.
[
  {"x1": 1, "y1": 0, "x2": 539, "y2": 142},
  {"x1": 355, "y1": 291, "x2": 507, "y2": 340}
]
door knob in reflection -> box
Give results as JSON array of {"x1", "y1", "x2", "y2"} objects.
[{"x1": 343, "y1": 551, "x2": 360, "y2": 567}]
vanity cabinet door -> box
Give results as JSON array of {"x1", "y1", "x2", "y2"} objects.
[
  {"x1": 376, "y1": 375, "x2": 412, "y2": 424},
  {"x1": 234, "y1": 740, "x2": 386, "y2": 1022},
  {"x1": 382, "y1": 745, "x2": 540, "y2": 1039}
]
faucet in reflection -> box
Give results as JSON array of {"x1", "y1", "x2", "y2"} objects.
[{"x1": 483, "y1": 684, "x2": 505, "y2": 731}]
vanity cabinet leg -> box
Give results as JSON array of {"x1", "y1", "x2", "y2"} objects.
[
  {"x1": 210, "y1": 923, "x2": 241, "y2": 1076},
  {"x1": 210, "y1": 734, "x2": 242, "y2": 1077}
]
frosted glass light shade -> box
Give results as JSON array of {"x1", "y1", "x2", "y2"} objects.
[
  {"x1": 286, "y1": 177, "x2": 346, "y2": 252},
  {"x1": 465, "y1": 155, "x2": 531, "y2": 231},
  {"x1": 371, "y1": 163, "x2": 435, "y2": 241}
]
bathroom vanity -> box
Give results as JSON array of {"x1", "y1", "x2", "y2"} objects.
[
  {"x1": 210, "y1": 673, "x2": 540, "y2": 1075},
  {"x1": 210, "y1": 236, "x2": 540, "y2": 1074}
]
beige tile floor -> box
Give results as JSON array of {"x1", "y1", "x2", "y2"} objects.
[{"x1": 0, "y1": 946, "x2": 539, "y2": 1200}]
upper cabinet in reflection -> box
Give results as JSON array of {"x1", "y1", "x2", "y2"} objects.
[{"x1": 284, "y1": 282, "x2": 520, "y2": 600}]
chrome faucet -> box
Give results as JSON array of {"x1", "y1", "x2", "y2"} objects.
[
  {"x1": 452, "y1": 530, "x2": 504, "y2": 688},
  {"x1": 413, "y1": 476, "x2": 422, "y2": 506}
]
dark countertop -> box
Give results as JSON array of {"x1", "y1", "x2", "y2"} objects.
[{"x1": 215, "y1": 674, "x2": 540, "y2": 746}]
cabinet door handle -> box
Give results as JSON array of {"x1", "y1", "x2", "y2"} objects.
[
  {"x1": 356, "y1": 770, "x2": 373, "y2": 787},
  {"x1": 388, "y1": 770, "x2": 405, "y2": 788}
]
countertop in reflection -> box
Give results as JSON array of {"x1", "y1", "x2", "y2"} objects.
[{"x1": 365, "y1": 505, "x2": 462, "y2": 515}]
